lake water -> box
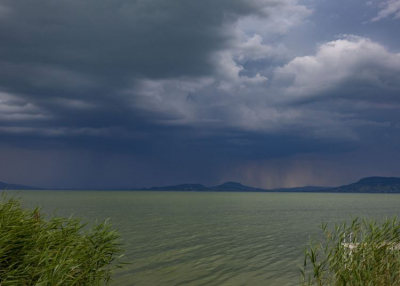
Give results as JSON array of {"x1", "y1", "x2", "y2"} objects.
[{"x1": 9, "y1": 191, "x2": 400, "y2": 285}]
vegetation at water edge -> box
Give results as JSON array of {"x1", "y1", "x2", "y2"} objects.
[
  {"x1": 0, "y1": 194, "x2": 123, "y2": 285},
  {"x1": 302, "y1": 217, "x2": 400, "y2": 285}
]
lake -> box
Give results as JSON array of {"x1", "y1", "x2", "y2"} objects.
[{"x1": 9, "y1": 191, "x2": 400, "y2": 285}]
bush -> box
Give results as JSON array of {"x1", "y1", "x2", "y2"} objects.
[
  {"x1": 301, "y1": 217, "x2": 400, "y2": 285},
  {"x1": 0, "y1": 195, "x2": 123, "y2": 285}
]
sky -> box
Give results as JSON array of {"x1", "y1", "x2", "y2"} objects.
[{"x1": 0, "y1": 0, "x2": 400, "y2": 189}]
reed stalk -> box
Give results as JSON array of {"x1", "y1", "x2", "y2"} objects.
[
  {"x1": 301, "y1": 217, "x2": 400, "y2": 285},
  {"x1": 0, "y1": 194, "x2": 124, "y2": 285}
]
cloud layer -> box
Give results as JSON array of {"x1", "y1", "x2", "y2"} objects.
[
  {"x1": 0, "y1": 0, "x2": 399, "y2": 188},
  {"x1": 371, "y1": 0, "x2": 400, "y2": 22}
]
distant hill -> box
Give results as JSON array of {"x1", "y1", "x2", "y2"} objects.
[
  {"x1": 147, "y1": 183, "x2": 209, "y2": 191},
  {"x1": 144, "y1": 182, "x2": 327, "y2": 192},
  {"x1": 142, "y1": 177, "x2": 400, "y2": 193},
  {"x1": 145, "y1": 182, "x2": 266, "y2": 192},
  {"x1": 5, "y1": 176, "x2": 399, "y2": 193},
  {"x1": 326, "y1": 177, "x2": 400, "y2": 193},
  {"x1": 0, "y1": 181, "x2": 41, "y2": 190},
  {"x1": 211, "y1": 182, "x2": 266, "y2": 192}
]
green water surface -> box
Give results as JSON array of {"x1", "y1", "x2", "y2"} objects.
[{"x1": 9, "y1": 191, "x2": 400, "y2": 286}]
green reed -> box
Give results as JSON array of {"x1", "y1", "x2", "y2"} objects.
[
  {"x1": 0, "y1": 194, "x2": 124, "y2": 285},
  {"x1": 301, "y1": 217, "x2": 400, "y2": 285}
]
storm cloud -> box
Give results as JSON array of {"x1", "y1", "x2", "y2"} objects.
[{"x1": 0, "y1": 0, "x2": 399, "y2": 189}]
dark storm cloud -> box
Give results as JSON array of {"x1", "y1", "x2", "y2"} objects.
[
  {"x1": 0, "y1": 0, "x2": 268, "y2": 81},
  {"x1": 0, "y1": 0, "x2": 276, "y2": 130},
  {"x1": 0, "y1": 0, "x2": 309, "y2": 138},
  {"x1": 0, "y1": 0, "x2": 297, "y2": 131},
  {"x1": 0, "y1": 0, "x2": 399, "y2": 188}
]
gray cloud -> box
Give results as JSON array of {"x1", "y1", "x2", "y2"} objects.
[
  {"x1": 0, "y1": 0, "x2": 302, "y2": 83},
  {"x1": 0, "y1": 0, "x2": 399, "y2": 188},
  {"x1": 130, "y1": 35, "x2": 400, "y2": 144},
  {"x1": 0, "y1": 0, "x2": 310, "y2": 129}
]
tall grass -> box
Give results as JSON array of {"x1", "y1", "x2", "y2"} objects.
[
  {"x1": 0, "y1": 194, "x2": 123, "y2": 285},
  {"x1": 301, "y1": 217, "x2": 400, "y2": 285}
]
